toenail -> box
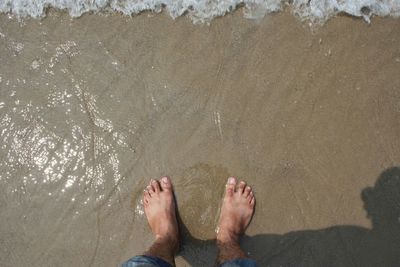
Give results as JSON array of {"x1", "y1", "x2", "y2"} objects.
[
  {"x1": 227, "y1": 177, "x2": 236, "y2": 184},
  {"x1": 161, "y1": 176, "x2": 169, "y2": 183}
]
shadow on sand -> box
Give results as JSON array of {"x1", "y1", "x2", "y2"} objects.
[{"x1": 177, "y1": 167, "x2": 400, "y2": 267}]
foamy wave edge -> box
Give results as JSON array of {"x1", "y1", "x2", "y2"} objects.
[{"x1": 1, "y1": 0, "x2": 400, "y2": 23}]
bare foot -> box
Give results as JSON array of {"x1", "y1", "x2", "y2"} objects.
[
  {"x1": 143, "y1": 176, "x2": 179, "y2": 252},
  {"x1": 217, "y1": 177, "x2": 255, "y2": 244}
]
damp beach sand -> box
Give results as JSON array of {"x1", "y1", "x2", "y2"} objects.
[{"x1": 1, "y1": 8, "x2": 400, "y2": 267}]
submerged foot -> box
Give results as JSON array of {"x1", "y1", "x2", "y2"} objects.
[
  {"x1": 143, "y1": 176, "x2": 179, "y2": 252},
  {"x1": 217, "y1": 177, "x2": 255, "y2": 244}
]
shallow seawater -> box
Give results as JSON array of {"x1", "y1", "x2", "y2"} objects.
[{"x1": 1, "y1": 10, "x2": 400, "y2": 267}]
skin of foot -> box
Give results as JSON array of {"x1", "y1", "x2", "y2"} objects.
[
  {"x1": 143, "y1": 176, "x2": 179, "y2": 265},
  {"x1": 216, "y1": 177, "x2": 255, "y2": 263}
]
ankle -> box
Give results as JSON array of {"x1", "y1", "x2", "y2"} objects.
[
  {"x1": 216, "y1": 230, "x2": 239, "y2": 245},
  {"x1": 155, "y1": 234, "x2": 179, "y2": 252},
  {"x1": 215, "y1": 234, "x2": 247, "y2": 265}
]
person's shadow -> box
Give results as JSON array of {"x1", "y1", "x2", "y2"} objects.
[{"x1": 177, "y1": 167, "x2": 400, "y2": 267}]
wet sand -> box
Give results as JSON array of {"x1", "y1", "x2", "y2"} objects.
[{"x1": 1, "y1": 10, "x2": 400, "y2": 266}]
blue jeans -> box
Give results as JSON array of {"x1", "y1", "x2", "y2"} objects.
[{"x1": 122, "y1": 255, "x2": 258, "y2": 267}]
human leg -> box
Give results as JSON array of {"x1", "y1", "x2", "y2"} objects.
[
  {"x1": 216, "y1": 177, "x2": 256, "y2": 266},
  {"x1": 122, "y1": 176, "x2": 179, "y2": 267}
]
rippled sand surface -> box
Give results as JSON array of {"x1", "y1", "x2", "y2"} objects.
[{"x1": 1, "y1": 11, "x2": 400, "y2": 266}]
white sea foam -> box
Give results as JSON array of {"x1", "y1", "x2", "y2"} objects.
[{"x1": 0, "y1": 0, "x2": 399, "y2": 23}]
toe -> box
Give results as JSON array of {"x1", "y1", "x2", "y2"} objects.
[
  {"x1": 248, "y1": 191, "x2": 254, "y2": 199},
  {"x1": 160, "y1": 176, "x2": 172, "y2": 191},
  {"x1": 151, "y1": 179, "x2": 161, "y2": 193},
  {"x1": 143, "y1": 190, "x2": 151, "y2": 203},
  {"x1": 238, "y1": 181, "x2": 246, "y2": 194},
  {"x1": 250, "y1": 196, "x2": 256, "y2": 206},
  {"x1": 243, "y1": 186, "x2": 251, "y2": 197},
  {"x1": 225, "y1": 177, "x2": 237, "y2": 197},
  {"x1": 147, "y1": 185, "x2": 155, "y2": 196}
]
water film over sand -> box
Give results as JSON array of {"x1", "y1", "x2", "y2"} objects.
[{"x1": 1, "y1": 10, "x2": 400, "y2": 267}]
